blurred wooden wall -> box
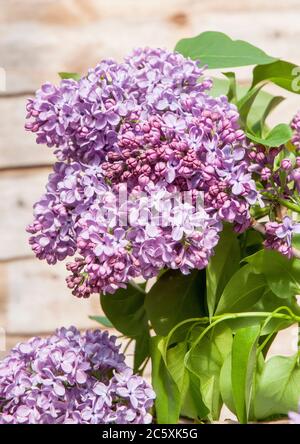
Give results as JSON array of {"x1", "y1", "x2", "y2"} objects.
[{"x1": 1, "y1": 0, "x2": 300, "y2": 354}]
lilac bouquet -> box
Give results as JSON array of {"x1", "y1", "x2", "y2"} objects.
[
  {"x1": 0, "y1": 327, "x2": 155, "y2": 424},
  {"x1": 25, "y1": 47, "x2": 260, "y2": 298},
  {"x1": 17, "y1": 31, "x2": 300, "y2": 423}
]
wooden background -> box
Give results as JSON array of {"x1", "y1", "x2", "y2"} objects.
[{"x1": 0, "y1": 0, "x2": 299, "y2": 364}]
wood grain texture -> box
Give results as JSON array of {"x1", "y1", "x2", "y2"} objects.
[
  {"x1": 0, "y1": 168, "x2": 51, "y2": 260},
  {"x1": 1, "y1": 1, "x2": 300, "y2": 93},
  {"x1": 0, "y1": 96, "x2": 54, "y2": 168},
  {"x1": 0, "y1": 257, "x2": 102, "y2": 334}
]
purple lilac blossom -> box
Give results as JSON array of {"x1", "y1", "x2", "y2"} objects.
[
  {"x1": 26, "y1": 48, "x2": 260, "y2": 297},
  {"x1": 264, "y1": 216, "x2": 300, "y2": 258},
  {"x1": 289, "y1": 405, "x2": 300, "y2": 424},
  {"x1": 0, "y1": 327, "x2": 155, "y2": 424}
]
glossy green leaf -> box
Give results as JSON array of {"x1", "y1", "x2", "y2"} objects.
[
  {"x1": 175, "y1": 31, "x2": 277, "y2": 69},
  {"x1": 206, "y1": 224, "x2": 240, "y2": 317},
  {"x1": 220, "y1": 353, "x2": 235, "y2": 414},
  {"x1": 161, "y1": 339, "x2": 209, "y2": 420},
  {"x1": 89, "y1": 315, "x2": 113, "y2": 328},
  {"x1": 232, "y1": 325, "x2": 261, "y2": 423},
  {"x1": 254, "y1": 354, "x2": 300, "y2": 419},
  {"x1": 145, "y1": 269, "x2": 204, "y2": 336},
  {"x1": 215, "y1": 264, "x2": 267, "y2": 315},
  {"x1": 150, "y1": 336, "x2": 181, "y2": 424},
  {"x1": 58, "y1": 71, "x2": 81, "y2": 80},
  {"x1": 252, "y1": 60, "x2": 300, "y2": 94},
  {"x1": 246, "y1": 123, "x2": 293, "y2": 147},
  {"x1": 187, "y1": 325, "x2": 233, "y2": 420},
  {"x1": 238, "y1": 83, "x2": 266, "y2": 126},
  {"x1": 222, "y1": 72, "x2": 237, "y2": 102},
  {"x1": 245, "y1": 249, "x2": 300, "y2": 299},
  {"x1": 251, "y1": 95, "x2": 285, "y2": 136},
  {"x1": 133, "y1": 332, "x2": 150, "y2": 373},
  {"x1": 100, "y1": 284, "x2": 147, "y2": 337}
]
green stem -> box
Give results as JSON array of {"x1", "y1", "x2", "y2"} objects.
[{"x1": 262, "y1": 192, "x2": 300, "y2": 214}]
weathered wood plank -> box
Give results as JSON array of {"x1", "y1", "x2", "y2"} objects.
[
  {"x1": 0, "y1": 168, "x2": 51, "y2": 260},
  {"x1": 0, "y1": 1, "x2": 300, "y2": 93},
  {"x1": 1, "y1": 0, "x2": 300, "y2": 24},
  {"x1": 0, "y1": 96, "x2": 55, "y2": 168},
  {"x1": 0, "y1": 257, "x2": 102, "y2": 334}
]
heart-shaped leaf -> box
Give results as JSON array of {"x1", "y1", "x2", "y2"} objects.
[
  {"x1": 231, "y1": 325, "x2": 261, "y2": 423},
  {"x1": 145, "y1": 269, "x2": 205, "y2": 336},
  {"x1": 246, "y1": 123, "x2": 292, "y2": 147},
  {"x1": 206, "y1": 224, "x2": 240, "y2": 317},
  {"x1": 175, "y1": 31, "x2": 277, "y2": 69},
  {"x1": 58, "y1": 71, "x2": 81, "y2": 80},
  {"x1": 252, "y1": 60, "x2": 300, "y2": 94},
  {"x1": 254, "y1": 354, "x2": 300, "y2": 419}
]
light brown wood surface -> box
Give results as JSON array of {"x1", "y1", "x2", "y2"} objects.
[{"x1": 0, "y1": 1, "x2": 299, "y2": 358}]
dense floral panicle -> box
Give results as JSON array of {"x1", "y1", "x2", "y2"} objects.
[
  {"x1": 0, "y1": 327, "x2": 155, "y2": 424},
  {"x1": 26, "y1": 47, "x2": 259, "y2": 297},
  {"x1": 291, "y1": 111, "x2": 300, "y2": 150},
  {"x1": 264, "y1": 216, "x2": 300, "y2": 258}
]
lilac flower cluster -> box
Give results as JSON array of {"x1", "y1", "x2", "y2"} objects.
[
  {"x1": 291, "y1": 111, "x2": 300, "y2": 151},
  {"x1": 0, "y1": 327, "x2": 155, "y2": 424},
  {"x1": 264, "y1": 216, "x2": 300, "y2": 258},
  {"x1": 245, "y1": 114, "x2": 300, "y2": 258},
  {"x1": 26, "y1": 48, "x2": 259, "y2": 297}
]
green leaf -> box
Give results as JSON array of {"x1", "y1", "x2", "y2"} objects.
[
  {"x1": 162, "y1": 339, "x2": 209, "y2": 420},
  {"x1": 238, "y1": 83, "x2": 266, "y2": 126},
  {"x1": 150, "y1": 336, "x2": 181, "y2": 424},
  {"x1": 246, "y1": 123, "x2": 293, "y2": 147},
  {"x1": 89, "y1": 315, "x2": 113, "y2": 328},
  {"x1": 215, "y1": 264, "x2": 267, "y2": 315},
  {"x1": 254, "y1": 354, "x2": 300, "y2": 419},
  {"x1": 252, "y1": 60, "x2": 300, "y2": 94},
  {"x1": 133, "y1": 332, "x2": 150, "y2": 373},
  {"x1": 210, "y1": 77, "x2": 229, "y2": 97},
  {"x1": 187, "y1": 325, "x2": 233, "y2": 420},
  {"x1": 220, "y1": 353, "x2": 236, "y2": 414},
  {"x1": 206, "y1": 224, "x2": 240, "y2": 317},
  {"x1": 251, "y1": 95, "x2": 285, "y2": 136},
  {"x1": 145, "y1": 269, "x2": 204, "y2": 336},
  {"x1": 100, "y1": 284, "x2": 147, "y2": 337},
  {"x1": 175, "y1": 31, "x2": 277, "y2": 69},
  {"x1": 58, "y1": 71, "x2": 81, "y2": 81},
  {"x1": 245, "y1": 249, "x2": 300, "y2": 299},
  {"x1": 222, "y1": 72, "x2": 237, "y2": 102},
  {"x1": 231, "y1": 325, "x2": 261, "y2": 423},
  {"x1": 246, "y1": 89, "x2": 278, "y2": 130}
]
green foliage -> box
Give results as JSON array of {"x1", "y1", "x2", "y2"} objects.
[
  {"x1": 206, "y1": 225, "x2": 240, "y2": 317},
  {"x1": 92, "y1": 31, "x2": 300, "y2": 423},
  {"x1": 215, "y1": 264, "x2": 267, "y2": 315},
  {"x1": 175, "y1": 31, "x2": 276, "y2": 68},
  {"x1": 150, "y1": 337, "x2": 182, "y2": 424},
  {"x1": 254, "y1": 354, "x2": 300, "y2": 419},
  {"x1": 187, "y1": 326, "x2": 232, "y2": 420},
  {"x1": 58, "y1": 71, "x2": 81, "y2": 80},
  {"x1": 145, "y1": 269, "x2": 205, "y2": 336},
  {"x1": 89, "y1": 315, "x2": 113, "y2": 328},
  {"x1": 252, "y1": 60, "x2": 300, "y2": 94},
  {"x1": 245, "y1": 249, "x2": 300, "y2": 299},
  {"x1": 100, "y1": 283, "x2": 147, "y2": 337},
  {"x1": 231, "y1": 325, "x2": 260, "y2": 423},
  {"x1": 246, "y1": 123, "x2": 293, "y2": 147}
]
